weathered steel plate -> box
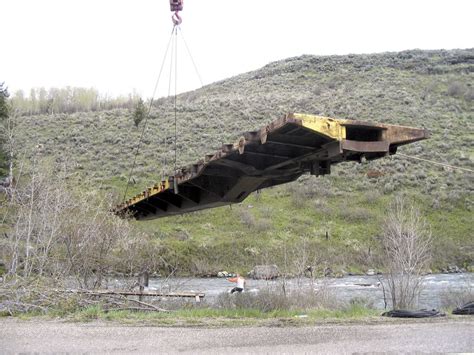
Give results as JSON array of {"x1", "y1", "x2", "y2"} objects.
[{"x1": 115, "y1": 113, "x2": 428, "y2": 220}]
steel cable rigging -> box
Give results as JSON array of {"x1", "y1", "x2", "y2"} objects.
[
  {"x1": 122, "y1": 0, "x2": 202, "y2": 202},
  {"x1": 395, "y1": 153, "x2": 474, "y2": 174}
]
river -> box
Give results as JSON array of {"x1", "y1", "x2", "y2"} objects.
[{"x1": 144, "y1": 273, "x2": 473, "y2": 309}]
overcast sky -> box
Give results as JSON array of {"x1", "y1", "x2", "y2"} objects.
[{"x1": 2, "y1": 0, "x2": 473, "y2": 98}]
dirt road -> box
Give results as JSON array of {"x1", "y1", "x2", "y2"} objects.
[{"x1": 1, "y1": 318, "x2": 473, "y2": 353}]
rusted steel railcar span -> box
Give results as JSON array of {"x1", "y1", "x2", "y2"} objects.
[{"x1": 115, "y1": 113, "x2": 428, "y2": 220}]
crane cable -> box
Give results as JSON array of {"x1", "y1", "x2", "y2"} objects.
[
  {"x1": 395, "y1": 153, "x2": 474, "y2": 174},
  {"x1": 163, "y1": 25, "x2": 177, "y2": 178},
  {"x1": 173, "y1": 25, "x2": 178, "y2": 171},
  {"x1": 163, "y1": 24, "x2": 179, "y2": 175},
  {"x1": 123, "y1": 3, "x2": 204, "y2": 202},
  {"x1": 122, "y1": 25, "x2": 177, "y2": 203},
  {"x1": 179, "y1": 27, "x2": 204, "y2": 88}
]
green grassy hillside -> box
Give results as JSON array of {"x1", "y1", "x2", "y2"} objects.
[{"x1": 12, "y1": 49, "x2": 474, "y2": 275}]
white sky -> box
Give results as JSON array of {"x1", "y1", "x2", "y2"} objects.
[{"x1": 2, "y1": 0, "x2": 473, "y2": 98}]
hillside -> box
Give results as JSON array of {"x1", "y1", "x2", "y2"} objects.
[{"x1": 12, "y1": 49, "x2": 474, "y2": 275}]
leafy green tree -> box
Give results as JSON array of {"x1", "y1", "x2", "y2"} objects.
[
  {"x1": 8, "y1": 87, "x2": 140, "y2": 115},
  {"x1": 38, "y1": 87, "x2": 48, "y2": 113},
  {"x1": 29, "y1": 88, "x2": 38, "y2": 115},
  {"x1": 133, "y1": 98, "x2": 147, "y2": 128},
  {"x1": 0, "y1": 82, "x2": 10, "y2": 177},
  {"x1": 10, "y1": 89, "x2": 26, "y2": 113},
  {"x1": 0, "y1": 83, "x2": 8, "y2": 116}
]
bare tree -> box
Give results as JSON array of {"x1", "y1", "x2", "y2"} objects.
[
  {"x1": 2, "y1": 159, "x2": 156, "y2": 289},
  {"x1": 379, "y1": 196, "x2": 432, "y2": 310}
]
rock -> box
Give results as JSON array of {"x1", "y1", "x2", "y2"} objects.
[
  {"x1": 447, "y1": 265, "x2": 461, "y2": 273},
  {"x1": 324, "y1": 267, "x2": 333, "y2": 277},
  {"x1": 0, "y1": 176, "x2": 12, "y2": 187},
  {"x1": 366, "y1": 269, "x2": 376, "y2": 276},
  {"x1": 294, "y1": 314, "x2": 308, "y2": 318},
  {"x1": 304, "y1": 266, "x2": 314, "y2": 277},
  {"x1": 248, "y1": 265, "x2": 279, "y2": 280},
  {"x1": 217, "y1": 271, "x2": 229, "y2": 278}
]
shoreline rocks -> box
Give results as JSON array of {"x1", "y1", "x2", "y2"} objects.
[
  {"x1": 217, "y1": 271, "x2": 236, "y2": 278},
  {"x1": 442, "y1": 265, "x2": 466, "y2": 274},
  {"x1": 366, "y1": 269, "x2": 376, "y2": 276},
  {"x1": 248, "y1": 265, "x2": 279, "y2": 280}
]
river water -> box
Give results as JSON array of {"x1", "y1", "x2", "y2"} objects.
[{"x1": 145, "y1": 273, "x2": 473, "y2": 310}]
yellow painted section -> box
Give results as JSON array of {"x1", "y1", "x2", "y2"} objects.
[
  {"x1": 118, "y1": 178, "x2": 170, "y2": 211},
  {"x1": 294, "y1": 113, "x2": 347, "y2": 140}
]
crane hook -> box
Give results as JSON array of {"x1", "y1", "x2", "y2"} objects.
[
  {"x1": 172, "y1": 11, "x2": 182, "y2": 25},
  {"x1": 170, "y1": 0, "x2": 183, "y2": 25}
]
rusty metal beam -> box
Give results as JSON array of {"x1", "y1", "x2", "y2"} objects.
[
  {"x1": 266, "y1": 139, "x2": 316, "y2": 150},
  {"x1": 154, "y1": 193, "x2": 183, "y2": 208},
  {"x1": 114, "y1": 113, "x2": 428, "y2": 220},
  {"x1": 176, "y1": 184, "x2": 201, "y2": 204},
  {"x1": 243, "y1": 150, "x2": 294, "y2": 160}
]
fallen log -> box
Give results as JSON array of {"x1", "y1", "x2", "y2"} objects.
[{"x1": 62, "y1": 289, "x2": 205, "y2": 303}]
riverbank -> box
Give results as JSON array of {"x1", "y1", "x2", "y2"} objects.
[
  {"x1": 2, "y1": 317, "x2": 473, "y2": 353},
  {"x1": 14, "y1": 303, "x2": 387, "y2": 326},
  {"x1": 128, "y1": 273, "x2": 474, "y2": 309},
  {"x1": 1, "y1": 273, "x2": 472, "y2": 319}
]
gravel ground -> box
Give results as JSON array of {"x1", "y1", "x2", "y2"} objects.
[{"x1": 1, "y1": 318, "x2": 473, "y2": 354}]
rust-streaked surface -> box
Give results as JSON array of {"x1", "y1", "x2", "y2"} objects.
[{"x1": 115, "y1": 113, "x2": 428, "y2": 220}]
